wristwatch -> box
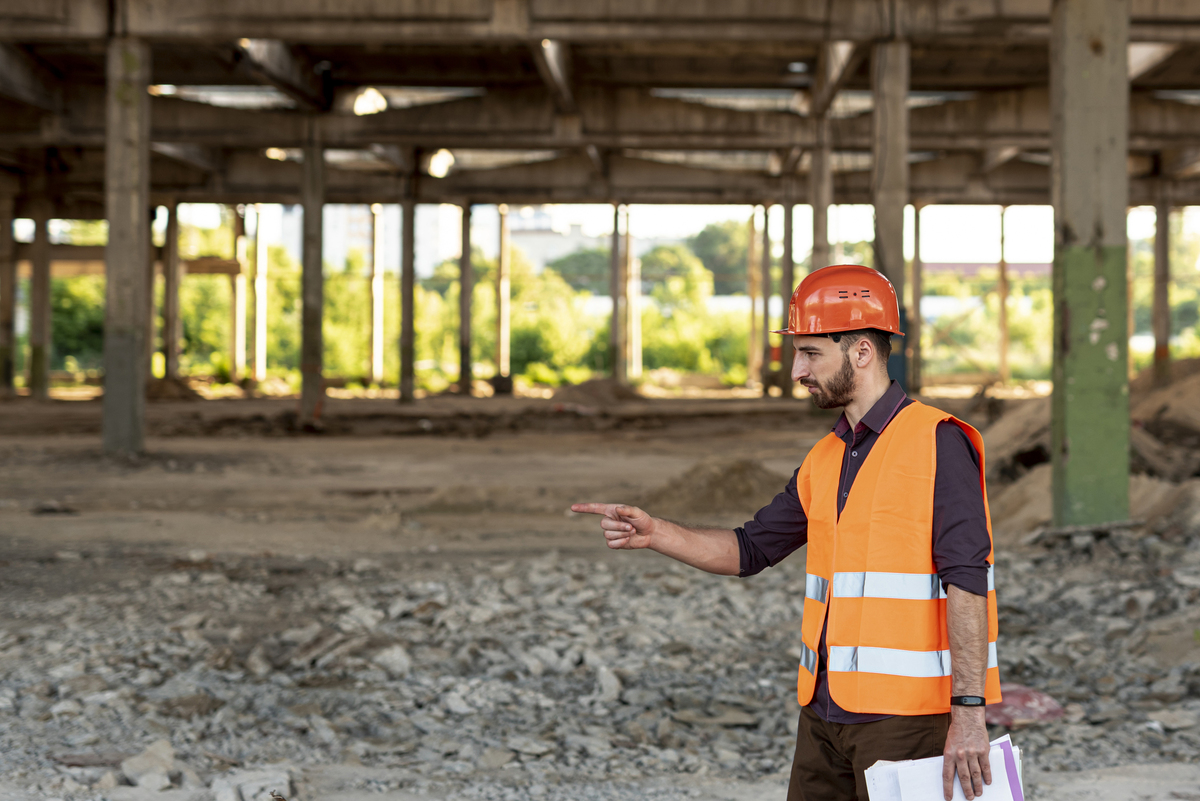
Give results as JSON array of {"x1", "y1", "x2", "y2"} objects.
[{"x1": 949, "y1": 695, "x2": 986, "y2": 707}]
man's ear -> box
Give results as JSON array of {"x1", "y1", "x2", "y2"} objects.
[{"x1": 853, "y1": 336, "x2": 874, "y2": 369}]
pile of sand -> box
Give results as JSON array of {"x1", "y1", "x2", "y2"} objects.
[
  {"x1": 1132, "y1": 370, "x2": 1200, "y2": 450},
  {"x1": 145, "y1": 376, "x2": 202, "y2": 402},
  {"x1": 639, "y1": 457, "x2": 789, "y2": 520},
  {"x1": 552, "y1": 378, "x2": 643, "y2": 406},
  {"x1": 1129, "y1": 356, "x2": 1200, "y2": 397},
  {"x1": 981, "y1": 397, "x2": 1050, "y2": 484},
  {"x1": 988, "y1": 462, "x2": 1200, "y2": 544}
]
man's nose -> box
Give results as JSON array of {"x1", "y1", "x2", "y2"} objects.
[{"x1": 791, "y1": 352, "x2": 809, "y2": 383}]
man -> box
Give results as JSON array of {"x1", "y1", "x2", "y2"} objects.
[{"x1": 573, "y1": 265, "x2": 1000, "y2": 801}]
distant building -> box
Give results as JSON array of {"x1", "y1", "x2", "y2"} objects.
[{"x1": 510, "y1": 207, "x2": 684, "y2": 273}]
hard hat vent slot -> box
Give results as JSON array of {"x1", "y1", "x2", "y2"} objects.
[
  {"x1": 837, "y1": 290, "x2": 849, "y2": 298},
  {"x1": 861, "y1": 290, "x2": 871, "y2": 297}
]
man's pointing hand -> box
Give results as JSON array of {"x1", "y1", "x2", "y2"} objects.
[{"x1": 571, "y1": 503, "x2": 655, "y2": 550}]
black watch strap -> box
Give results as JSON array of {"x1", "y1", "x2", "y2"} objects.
[{"x1": 950, "y1": 695, "x2": 986, "y2": 707}]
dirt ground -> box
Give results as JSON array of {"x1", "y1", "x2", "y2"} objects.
[{"x1": 2, "y1": 393, "x2": 1198, "y2": 801}]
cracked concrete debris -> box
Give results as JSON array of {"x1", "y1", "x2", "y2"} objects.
[{"x1": 1, "y1": 524, "x2": 1198, "y2": 801}]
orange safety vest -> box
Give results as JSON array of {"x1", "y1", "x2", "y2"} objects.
[{"x1": 794, "y1": 401, "x2": 1001, "y2": 716}]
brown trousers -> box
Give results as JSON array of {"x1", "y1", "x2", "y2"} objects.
[{"x1": 787, "y1": 707, "x2": 950, "y2": 801}]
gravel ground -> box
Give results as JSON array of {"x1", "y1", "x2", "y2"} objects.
[{"x1": 1, "y1": 519, "x2": 1199, "y2": 801}]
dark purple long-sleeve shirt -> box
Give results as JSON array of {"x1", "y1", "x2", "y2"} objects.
[{"x1": 735, "y1": 381, "x2": 992, "y2": 724}]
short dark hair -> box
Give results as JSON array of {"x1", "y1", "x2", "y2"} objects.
[{"x1": 828, "y1": 329, "x2": 893, "y2": 366}]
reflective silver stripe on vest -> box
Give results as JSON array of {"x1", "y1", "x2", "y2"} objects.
[
  {"x1": 805, "y1": 574, "x2": 830, "y2": 603},
  {"x1": 796, "y1": 642, "x2": 819, "y2": 675},
  {"x1": 830, "y1": 565, "x2": 996, "y2": 601},
  {"x1": 827, "y1": 641, "x2": 999, "y2": 678}
]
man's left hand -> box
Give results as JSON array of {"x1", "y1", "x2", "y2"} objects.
[{"x1": 942, "y1": 706, "x2": 991, "y2": 801}]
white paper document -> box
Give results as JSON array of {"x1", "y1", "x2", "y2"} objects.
[{"x1": 864, "y1": 736, "x2": 1024, "y2": 801}]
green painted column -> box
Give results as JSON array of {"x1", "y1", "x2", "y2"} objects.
[{"x1": 1050, "y1": 0, "x2": 1130, "y2": 526}]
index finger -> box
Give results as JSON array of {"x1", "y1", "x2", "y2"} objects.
[
  {"x1": 942, "y1": 754, "x2": 956, "y2": 801},
  {"x1": 571, "y1": 503, "x2": 614, "y2": 516}
]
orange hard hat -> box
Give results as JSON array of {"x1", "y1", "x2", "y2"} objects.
[{"x1": 773, "y1": 264, "x2": 904, "y2": 337}]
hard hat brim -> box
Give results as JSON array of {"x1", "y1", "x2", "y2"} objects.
[{"x1": 772, "y1": 327, "x2": 905, "y2": 337}]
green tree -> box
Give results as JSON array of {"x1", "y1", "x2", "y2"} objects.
[
  {"x1": 51, "y1": 276, "x2": 106, "y2": 370},
  {"x1": 546, "y1": 248, "x2": 610, "y2": 295},
  {"x1": 687, "y1": 220, "x2": 749, "y2": 295}
]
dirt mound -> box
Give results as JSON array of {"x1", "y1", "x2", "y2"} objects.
[
  {"x1": 552, "y1": 378, "x2": 642, "y2": 406},
  {"x1": 1130, "y1": 356, "x2": 1200, "y2": 398},
  {"x1": 988, "y1": 463, "x2": 1196, "y2": 544},
  {"x1": 1132, "y1": 370, "x2": 1200, "y2": 450},
  {"x1": 984, "y1": 390, "x2": 1200, "y2": 485},
  {"x1": 640, "y1": 458, "x2": 789, "y2": 520},
  {"x1": 981, "y1": 397, "x2": 1050, "y2": 485},
  {"x1": 145, "y1": 377, "x2": 202, "y2": 401}
]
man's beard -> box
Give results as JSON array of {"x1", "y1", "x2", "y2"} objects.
[{"x1": 802, "y1": 351, "x2": 855, "y2": 409}]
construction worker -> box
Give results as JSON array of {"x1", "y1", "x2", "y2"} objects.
[{"x1": 573, "y1": 264, "x2": 999, "y2": 801}]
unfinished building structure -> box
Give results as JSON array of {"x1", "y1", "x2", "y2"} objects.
[{"x1": 1, "y1": 0, "x2": 1199, "y2": 525}]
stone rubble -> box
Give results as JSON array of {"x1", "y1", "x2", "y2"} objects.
[{"x1": 0, "y1": 523, "x2": 1198, "y2": 801}]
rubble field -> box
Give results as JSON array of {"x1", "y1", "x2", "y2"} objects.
[{"x1": 1, "y1": 390, "x2": 1199, "y2": 801}]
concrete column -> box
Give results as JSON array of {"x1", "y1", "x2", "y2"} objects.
[
  {"x1": 872, "y1": 41, "x2": 910, "y2": 389},
  {"x1": 103, "y1": 37, "x2": 151, "y2": 455},
  {"x1": 163, "y1": 202, "x2": 181, "y2": 379},
  {"x1": 495, "y1": 204, "x2": 512, "y2": 389},
  {"x1": 0, "y1": 195, "x2": 14, "y2": 397},
  {"x1": 230, "y1": 208, "x2": 247, "y2": 384},
  {"x1": 747, "y1": 208, "x2": 762, "y2": 386},
  {"x1": 761, "y1": 205, "x2": 773, "y2": 390},
  {"x1": 609, "y1": 204, "x2": 627, "y2": 383},
  {"x1": 626, "y1": 209, "x2": 641, "y2": 379},
  {"x1": 780, "y1": 203, "x2": 795, "y2": 397},
  {"x1": 998, "y1": 206, "x2": 1010, "y2": 384},
  {"x1": 1050, "y1": 0, "x2": 1130, "y2": 526},
  {"x1": 299, "y1": 137, "x2": 325, "y2": 426},
  {"x1": 910, "y1": 204, "x2": 924, "y2": 393},
  {"x1": 1126, "y1": 208, "x2": 1136, "y2": 382},
  {"x1": 400, "y1": 199, "x2": 416, "y2": 402},
  {"x1": 253, "y1": 203, "x2": 268, "y2": 381},
  {"x1": 145, "y1": 209, "x2": 157, "y2": 378},
  {"x1": 1153, "y1": 198, "x2": 1171, "y2": 387},
  {"x1": 29, "y1": 199, "x2": 51, "y2": 400},
  {"x1": 810, "y1": 117, "x2": 832, "y2": 272},
  {"x1": 459, "y1": 203, "x2": 473, "y2": 395},
  {"x1": 369, "y1": 203, "x2": 385, "y2": 385}
]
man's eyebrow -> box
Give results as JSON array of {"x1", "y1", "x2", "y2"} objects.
[{"x1": 795, "y1": 344, "x2": 823, "y2": 353}]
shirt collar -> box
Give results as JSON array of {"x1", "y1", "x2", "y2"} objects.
[{"x1": 831, "y1": 380, "x2": 909, "y2": 437}]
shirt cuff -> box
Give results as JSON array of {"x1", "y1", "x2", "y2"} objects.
[{"x1": 939, "y1": 565, "x2": 988, "y2": 597}]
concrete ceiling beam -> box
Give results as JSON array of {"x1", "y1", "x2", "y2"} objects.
[
  {"x1": 150, "y1": 142, "x2": 220, "y2": 172},
  {"x1": 530, "y1": 38, "x2": 575, "y2": 114},
  {"x1": 810, "y1": 41, "x2": 865, "y2": 118},
  {"x1": 1128, "y1": 42, "x2": 1179, "y2": 81},
  {"x1": 233, "y1": 39, "x2": 330, "y2": 112},
  {"x1": 981, "y1": 145, "x2": 1022, "y2": 173},
  {"x1": 0, "y1": 44, "x2": 60, "y2": 112}
]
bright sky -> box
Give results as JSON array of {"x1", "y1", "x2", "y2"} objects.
[{"x1": 167, "y1": 200, "x2": 1200, "y2": 272}]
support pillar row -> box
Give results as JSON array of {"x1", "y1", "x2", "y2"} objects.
[
  {"x1": 1050, "y1": 0, "x2": 1131, "y2": 525},
  {"x1": 163, "y1": 202, "x2": 181, "y2": 379},
  {"x1": 1153, "y1": 198, "x2": 1171, "y2": 387},
  {"x1": 494, "y1": 204, "x2": 512, "y2": 393},
  {"x1": 102, "y1": 37, "x2": 151, "y2": 455},
  {"x1": 0, "y1": 194, "x2": 14, "y2": 397},
  {"x1": 810, "y1": 118, "x2": 832, "y2": 272},
  {"x1": 609, "y1": 204, "x2": 626, "y2": 383},
  {"x1": 29, "y1": 199, "x2": 51, "y2": 400},
  {"x1": 872, "y1": 40, "x2": 909, "y2": 390},
  {"x1": 780, "y1": 203, "x2": 795, "y2": 398},
  {"x1": 299, "y1": 135, "x2": 325, "y2": 426},
  {"x1": 459, "y1": 203, "x2": 473, "y2": 395},
  {"x1": 399, "y1": 200, "x2": 416, "y2": 402}
]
